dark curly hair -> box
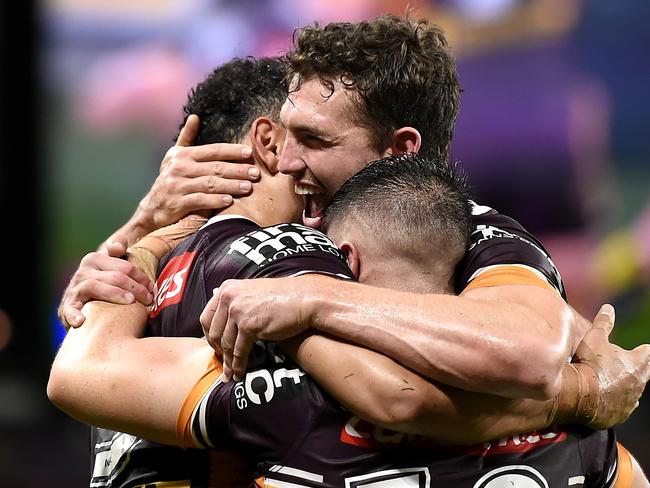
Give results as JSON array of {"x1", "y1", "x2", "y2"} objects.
[
  {"x1": 286, "y1": 14, "x2": 460, "y2": 161},
  {"x1": 178, "y1": 57, "x2": 288, "y2": 144}
]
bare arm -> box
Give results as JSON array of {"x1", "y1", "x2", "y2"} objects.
[
  {"x1": 281, "y1": 332, "x2": 565, "y2": 445},
  {"x1": 48, "y1": 243, "x2": 215, "y2": 446},
  {"x1": 281, "y1": 302, "x2": 648, "y2": 445},
  {"x1": 47, "y1": 300, "x2": 213, "y2": 446},
  {"x1": 304, "y1": 278, "x2": 574, "y2": 399},
  {"x1": 203, "y1": 275, "x2": 575, "y2": 399}
]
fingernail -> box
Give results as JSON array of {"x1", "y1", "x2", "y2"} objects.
[
  {"x1": 146, "y1": 293, "x2": 154, "y2": 304},
  {"x1": 240, "y1": 181, "x2": 252, "y2": 191},
  {"x1": 222, "y1": 195, "x2": 233, "y2": 205},
  {"x1": 73, "y1": 313, "x2": 83, "y2": 325},
  {"x1": 124, "y1": 292, "x2": 135, "y2": 303},
  {"x1": 600, "y1": 304, "x2": 614, "y2": 317},
  {"x1": 241, "y1": 146, "x2": 253, "y2": 157},
  {"x1": 147, "y1": 281, "x2": 154, "y2": 292},
  {"x1": 248, "y1": 167, "x2": 260, "y2": 178},
  {"x1": 233, "y1": 373, "x2": 242, "y2": 382}
]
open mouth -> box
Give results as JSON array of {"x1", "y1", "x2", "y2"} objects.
[{"x1": 295, "y1": 184, "x2": 326, "y2": 229}]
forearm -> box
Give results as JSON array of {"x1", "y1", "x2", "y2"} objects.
[
  {"x1": 298, "y1": 275, "x2": 574, "y2": 399},
  {"x1": 283, "y1": 334, "x2": 588, "y2": 445}
]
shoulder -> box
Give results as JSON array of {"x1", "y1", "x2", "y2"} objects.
[{"x1": 456, "y1": 201, "x2": 565, "y2": 297}]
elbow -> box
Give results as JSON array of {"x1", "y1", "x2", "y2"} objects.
[
  {"x1": 47, "y1": 363, "x2": 68, "y2": 409},
  {"x1": 47, "y1": 359, "x2": 79, "y2": 413},
  {"x1": 362, "y1": 388, "x2": 431, "y2": 434},
  {"x1": 509, "y1": 328, "x2": 569, "y2": 400}
]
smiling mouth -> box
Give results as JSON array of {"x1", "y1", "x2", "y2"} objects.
[{"x1": 295, "y1": 184, "x2": 325, "y2": 229}]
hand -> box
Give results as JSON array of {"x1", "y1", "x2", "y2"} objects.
[
  {"x1": 573, "y1": 304, "x2": 650, "y2": 429},
  {"x1": 58, "y1": 244, "x2": 153, "y2": 329},
  {"x1": 126, "y1": 114, "x2": 260, "y2": 237},
  {"x1": 199, "y1": 278, "x2": 310, "y2": 382}
]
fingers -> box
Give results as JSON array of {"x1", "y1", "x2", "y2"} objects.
[
  {"x1": 220, "y1": 317, "x2": 238, "y2": 382},
  {"x1": 230, "y1": 332, "x2": 253, "y2": 383},
  {"x1": 59, "y1": 301, "x2": 85, "y2": 329},
  {"x1": 184, "y1": 143, "x2": 253, "y2": 162},
  {"x1": 91, "y1": 255, "x2": 154, "y2": 300},
  {"x1": 182, "y1": 161, "x2": 259, "y2": 181},
  {"x1": 105, "y1": 239, "x2": 128, "y2": 258},
  {"x1": 592, "y1": 304, "x2": 616, "y2": 336},
  {"x1": 632, "y1": 344, "x2": 650, "y2": 382},
  {"x1": 199, "y1": 292, "x2": 219, "y2": 339},
  {"x1": 180, "y1": 176, "x2": 254, "y2": 198},
  {"x1": 201, "y1": 287, "x2": 230, "y2": 355},
  {"x1": 176, "y1": 114, "x2": 200, "y2": 147}
]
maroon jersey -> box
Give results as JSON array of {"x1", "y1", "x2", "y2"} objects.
[
  {"x1": 89, "y1": 215, "x2": 353, "y2": 488},
  {"x1": 456, "y1": 202, "x2": 565, "y2": 298},
  {"x1": 185, "y1": 343, "x2": 619, "y2": 488}
]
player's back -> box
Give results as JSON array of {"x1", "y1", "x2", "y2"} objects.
[
  {"x1": 187, "y1": 345, "x2": 620, "y2": 488},
  {"x1": 89, "y1": 214, "x2": 353, "y2": 487}
]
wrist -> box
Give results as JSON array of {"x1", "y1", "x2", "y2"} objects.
[
  {"x1": 303, "y1": 275, "x2": 344, "y2": 332},
  {"x1": 126, "y1": 247, "x2": 160, "y2": 282},
  {"x1": 552, "y1": 363, "x2": 600, "y2": 426}
]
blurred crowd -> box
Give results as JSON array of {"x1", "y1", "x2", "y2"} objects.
[{"x1": 1, "y1": 0, "x2": 648, "y2": 485}]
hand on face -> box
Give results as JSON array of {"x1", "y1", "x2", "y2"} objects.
[
  {"x1": 133, "y1": 114, "x2": 260, "y2": 234},
  {"x1": 573, "y1": 304, "x2": 650, "y2": 429},
  {"x1": 199, "y1": 277, "x2": 310, "y2": 382}
]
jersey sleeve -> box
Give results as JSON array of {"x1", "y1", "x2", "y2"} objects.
[
  {"x1": 456, "y1": 202, "x2": 566, "y2": 299},
  {"x1": 181, "y1": 344, "x2": 328, "y2": 467}
]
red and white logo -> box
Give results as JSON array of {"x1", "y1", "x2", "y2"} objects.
[{"x1": 150, "y1": 251, "x2": 196, "y2": 318}]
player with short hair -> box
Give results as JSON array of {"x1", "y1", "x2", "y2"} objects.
[{"x1": 50, "y1": 152, "x2": 648, "y2": 487}]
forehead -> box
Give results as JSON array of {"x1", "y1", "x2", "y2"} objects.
[{"x1": 280, "y1": 77, "x2": 357, "y2": 130}]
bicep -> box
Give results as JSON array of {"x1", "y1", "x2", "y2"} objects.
[{"x1": 50, "y1": 313, "x2": 215, "y2": 446}]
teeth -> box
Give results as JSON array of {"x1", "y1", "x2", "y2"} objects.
[{"x1": 294, "y1": 185, "x2": 319, "y2": 195}]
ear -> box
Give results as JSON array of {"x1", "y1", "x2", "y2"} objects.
[
  {"x1": 250, "y1": 117, "x2": 286, "y2": 174},
  {"x1": 384, "y1": 127, "x2": 421, "y2": 156},
  {"x1": 338, "y1": 241, "x2": 361, "y2": 279}
]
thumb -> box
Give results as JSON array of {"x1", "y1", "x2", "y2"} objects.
[
  {"x1": 631, "y1": 343, "x2": 650, "y2": 382},
  {"x1": 105, "y1": 239, "x2": 128, "y2": 258},
  {"x1": 592, "y1": 304, "x2": 616, "y2": 336},
  {"x1": 176, "y1": 114, "x2": 200, "y2": 147}
]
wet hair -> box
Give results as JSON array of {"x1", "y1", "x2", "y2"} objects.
[
  {"x1": 323, "y1": 153, "x2": 472, "y2": 265},
  {"x1": 286, "y1": 14, "x2": 460, "y2": 161},
  {"x1": 178, "y1": 57, "x2": 288, "y2": 144}
]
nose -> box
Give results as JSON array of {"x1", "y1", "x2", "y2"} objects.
[{"x1": 278, "y1": 136, "x2": 307, "y2": 175}]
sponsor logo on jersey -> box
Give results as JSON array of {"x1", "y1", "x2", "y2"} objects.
[
  {"x1": 340, "y1": 417, "x2": 567, "y2": 455},
  {"x1": 150, "y1": 251, "x2": 196, "y2": 318},
  {"x1": 340, "y1": 417, "x2": 430, "y2": 449},
  {"x1": 227, "y1": 223, "x2": 345, "y2": 267},
  {"x1": 472, "y1": 465, "x2": 549, "y2": 488},
  {"x1": 234, "y1": 367, "x2": 306, "y2": 410}
]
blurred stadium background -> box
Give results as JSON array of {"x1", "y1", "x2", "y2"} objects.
[{"x1": 1, "y1": 0, "x2": 649, "y2": 485}]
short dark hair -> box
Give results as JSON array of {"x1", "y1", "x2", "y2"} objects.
[
  {"x1": 286, "y1": 15, "x2": 460, "y2": 161},
  {"x1": 323, "y1": 153, "x2": 472, "y2": 265},
  {"x1": 179, "y1": 57, "x2": 288, "y2": 144}
]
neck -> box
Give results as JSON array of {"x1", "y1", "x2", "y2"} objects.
[{"x1": 364, "y1": 257, "x2": 454, "y2": 295}]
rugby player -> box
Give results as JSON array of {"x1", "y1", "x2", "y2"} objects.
[
  {"x1": 50, "y1": 153, "x2": 649, "y2": 487},
  {"x1": 55, "y1": 13, "x2": 650, "y2": 485}
]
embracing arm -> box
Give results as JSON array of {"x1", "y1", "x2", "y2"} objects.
[
  {"x1": 48, "y1": 248, "x2": 214, "y2": 446},
  {"x1": 294, "y1": 276, "x2": 577, "y2": 400},
  {"x1": 282, "y1": 302, "x2": 648, "y2": 444},
  {"x1": 206, "y1": 275, "x2": 575, "y2": 399}
]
